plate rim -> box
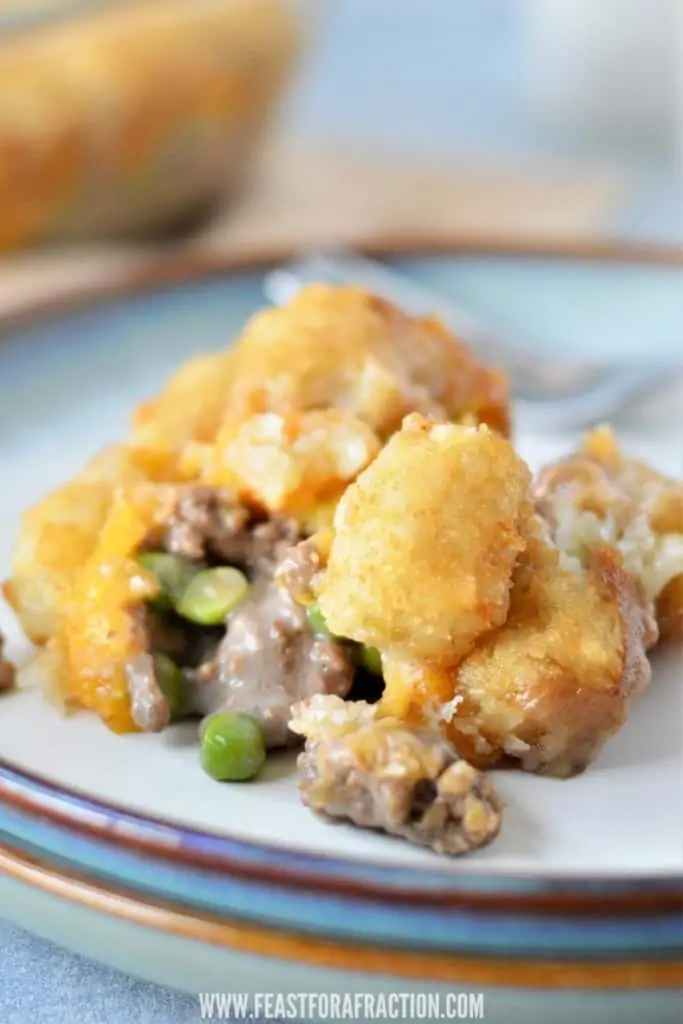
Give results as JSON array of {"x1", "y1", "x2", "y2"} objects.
[
  {"x1": 1, "y1": 750, "x2": 682, "y2": 908},
  {"x1": 1, "y1": 837, "x2": 681, "y2": 989},
  {"x1": 1, "y1": 251, "x2": 682, "y2": 910},
  {"x1": 1, "y1": 241, "x2": 682, "y2": 341}
]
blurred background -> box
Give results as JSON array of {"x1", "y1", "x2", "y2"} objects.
[{"x1": 0, "y1": 0, "x2": 681, "y2": 328}]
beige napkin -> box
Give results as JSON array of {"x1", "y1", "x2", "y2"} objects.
[{"x1": 0, "y1": 143, "x2": 641, "y2": 322}]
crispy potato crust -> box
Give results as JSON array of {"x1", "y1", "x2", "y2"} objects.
[
  {"x1": 318, "y1": 414, "x2": 531, "y2": 664},
  {"x1": 7, "y1": 285, "x2": 511, "y2": 659},
  {"x1": 382, "y1": 529, "x2": 658, "y2": 777},
  {"x1": 226, "y1": 285, "x2": 510, "y2": 438},
  {"x1": 5, "y1": 445, "x2": 149, "y2": 643},
  {"x1": 130, "y1": 352, "x2": 236, "y2": 476},
  {"x1": 657, "y1": 575, "x2": 683, "y2": 641},
  {"x1": 200, "y1": 409, "x2": 381, "y2": 515}
]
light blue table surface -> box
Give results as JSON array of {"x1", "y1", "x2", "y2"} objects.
[{"x1": 1, "y1": 2, "x2": 682, "y2": 1022}]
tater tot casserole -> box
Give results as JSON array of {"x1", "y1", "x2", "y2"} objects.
[{"x1": 2, "y1": 284, "x2": 680, "y2": 857}]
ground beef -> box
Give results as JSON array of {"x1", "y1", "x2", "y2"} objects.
[
  {"x1": 137, "y1": 485, "x2": 355, "y2": 742},
  {"x1": 248, "y1": 518, "x2": 301, "y2": 574},
  {"x1": 290, "y1": 695, "x2": 503, "y2": 856},
  {"x1": 164, "y1": 486, "x2": 251, "y2": 561},
  {"x1": 0, "y1": 632, "x2": 15, "y2": 693},
  {"x1": 190, "y1": 575, "x2": 355, "y2": 748},
  {"x1": 125, "y1": 652, "x2": 171, "y2": 733},
  {"x1": 274, "y1": 536, "x2": 325, "y2": 605},
  {"x1": 163, "y1": 485, "x2": 299, "y2": 568}
]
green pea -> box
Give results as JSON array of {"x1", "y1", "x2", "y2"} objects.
[
  {"x1": 306, "y1": 603, "x2": 333, "y2": 637},
  {"x1": 358, "y1": 644, "x2": 383, "y2": 676},
  {"x1": 201, "y1": 712, "x2": 266, "y2": 782},
  {"x1": 176, "y1": 567, "x2": 250, "y2": 625},
  {"x1": 153, "y1": 652, "x2": 184, "y2": 718},
  {"x1": 138, "y1": 552, "x2": 195, "y2": 611}
]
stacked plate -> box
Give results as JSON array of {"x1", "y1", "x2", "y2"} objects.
[{"x1": 0, "y1": 255, "x2": 681, "y2": 1022}]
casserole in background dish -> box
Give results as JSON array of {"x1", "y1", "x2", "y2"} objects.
[{"x1": 0, "y1": 0, "x2": 301, "y2": 248}]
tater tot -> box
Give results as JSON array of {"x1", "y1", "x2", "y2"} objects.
[
  {"x1": 317, "y1": 414, "x2": 531, "y2": 664},
  {"x1": 200, "y1": 409, "x2": 381, "y2": 515},
  {"x1": 5, "y1": 445, "x2": 148, "y2": 643},
  {"x1": 382, "y1": 529, "x2": 658, "y2": 778},
  {"x1": 130, "y1": 351, "x2": 235, "y2": 461},
  {"x1": 226, "y1": 285, "x2": 510, "y2": 438},
  {"x1": 657, "y1": 574, "x2": 683, "y2": 641}
]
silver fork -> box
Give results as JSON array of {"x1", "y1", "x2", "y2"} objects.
[{"x1": 263, "y1": 251, "x2": 678, "y2": 430}]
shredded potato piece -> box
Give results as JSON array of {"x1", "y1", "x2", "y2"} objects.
[
  {"x1": 200, "y1": 410, "x2": 381, "y2": 515},
  {"x1": 534, "y1": 424, "x2": 683, "y2": 640}
]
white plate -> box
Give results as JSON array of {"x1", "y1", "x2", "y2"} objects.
[{"x1": 0, "y1": 270, "x2": 682, "y2": 883}]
